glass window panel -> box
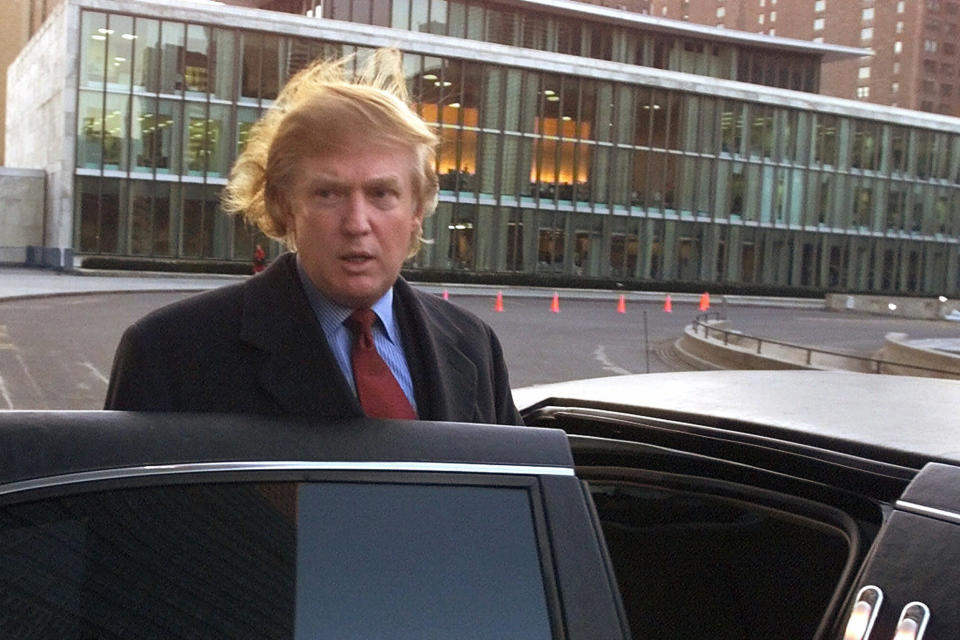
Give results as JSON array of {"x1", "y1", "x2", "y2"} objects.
[
  {"x1": 210, "y1": 28, "x2": 235, "y2": 101},
  {"x1": 99, "y1": 179, "x2": 121, "y2": 253},
  {"x1": 181, "y1": 183, "x2": 213, "y2": 257},
  {"x1": 77, "y1": 91, "x2": 104, "y2": 169},
  {"x1": 103, "y1": 93, "x2": 129, "y2": 170},
  {"x1": 131, "y1": 95, "x2": 157, "y2": 173},
  {"x1": 80, "y1": 11, "x2": 108, "y2": 88},
  {"x1": 132, "y1": 18, "x2": 160, "y2": 93},
  {"x1": 391, "y1": 0, "x2": 410, "y2": 29},
  {"x1": 240, "y1": 32, "x2": 263, "y2": 101},
  {"x1": 207, "y1": 104, "x2": 230, "y2": 177},
  {"x1": 153, "y1": 182, "x2": 173, "y2": 254},
  {"x1": 184, "y1": 102, "x2": 209, "y2": 175},
  {"x1": 466, "y1": 4, "x2": 485, "y2": 40},
  {"x1": 237, "y1": 106, "x2": 259, "y2": 156},
  {"x1": 184, "y1": 25, "x2": 210, "y2": 94},
  {"x1": 329, "y1": 0, "x2": 352, "y2": 20},
  {"x1": 814, "y1": 115, "x2": 838, "y2": 166},
  {"x1": 159, "y1": 21, "x2": 185, "y2": 95},
  {"x1": 448, "y1": 205, "x2": 476, "y2": 269},
  {"x1": 106, "y1": 15, "x2": 133, "y2": 88},
  {"x1": 129, "y1": 180, "x2": 155, "y2": 255},
  {"x1": 411, "y1": 0, "x2": 429, "y2": 34},
  {"x1": 429, "y1": 0, "x2": 449, "y2": 34},
  {"x1": 156, "y1": 99, "x2": 181, "y2": 174},
  {"x1": 372, "y1": 0, "x2": 390, "y2": 26},
  {"x1": 76, "y1": 176, "x2": 100, "y2": 252},
  {"x1": 447, "y1": 1, "x2": 467, "y2": 38},
  {"x1": 353, "y1": 0, "x2": 372, "y2": 23},
  {"x1": 634, "y1": 88, "x2": 654, "y2": 147}
]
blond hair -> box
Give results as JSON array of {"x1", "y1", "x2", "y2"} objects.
[{"x1": 222, "y1": 48, "x2": 439, "y2": 255}]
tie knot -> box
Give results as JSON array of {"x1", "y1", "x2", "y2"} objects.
[{"x1": 346, "y1": 308, "x2": 376, "y2": 336}]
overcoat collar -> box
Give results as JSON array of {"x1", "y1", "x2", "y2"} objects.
[
  {"x1": 238, "y1": 253, "x2": 362, "y2": 417},
  {"x1": 393, "y1": 278, "x2": 479, "y2": 422},
  {"x1": 237, "y1": 253, "x2": 479, "y2": 421}
]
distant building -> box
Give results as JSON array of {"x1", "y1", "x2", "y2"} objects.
[
  {"x1": 4, "y1": 0, "x2": 960, "y2": 295},
  {"x1": 650, "y1": 0, "x2": 960, "y2": 116}
]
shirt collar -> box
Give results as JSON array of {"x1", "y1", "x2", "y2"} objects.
[{"x1": 295, "y1": 257, "x2": 400, "y2": 345}]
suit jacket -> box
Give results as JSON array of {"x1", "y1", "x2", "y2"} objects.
[{"x1": 104, "y1": 253, "x2": 522, "y2": 425}]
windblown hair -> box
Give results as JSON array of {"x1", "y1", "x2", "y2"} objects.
[{"x1": 221, "y1": 48, "x2": 439, "y2": 255}]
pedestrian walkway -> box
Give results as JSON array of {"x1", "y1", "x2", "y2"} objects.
[{"x1": 0, "y1": 265, "x2": 826, "y2": 308}]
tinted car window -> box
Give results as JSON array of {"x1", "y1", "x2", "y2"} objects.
[{"x1": 0, "y1": 479, "x2": 552, "y2": 640}]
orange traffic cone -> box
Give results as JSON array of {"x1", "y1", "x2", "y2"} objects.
[
  {"x1": 550, "y1": 291, "x2": 560, "y2": 313},
  {"x1": 617, "y1": 294, "x2": 626, "y2": 314},
  {"x1": 699, "y1": 292, "x2": 710, "y2": 311},
  {"x1": 494, "y1": 291, "x2": 504, "y2": 312},
  {"x1": 442, "y1": 289, "x2": 449, "y2": 300},
  {"x1": 663, "y1": 294, "x2": 673, "y2": 313}
]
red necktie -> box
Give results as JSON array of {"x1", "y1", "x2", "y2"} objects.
[{"x1": 345, "y1": 309, "x2": 417, "y2": 419}]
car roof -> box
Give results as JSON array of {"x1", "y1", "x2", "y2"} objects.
[
  {"x1": 514, "y1": 370, "x2": 960, "y2": 467},
  {"x1": 0, "y1": 412, "x2": 574, "y2": 487}
]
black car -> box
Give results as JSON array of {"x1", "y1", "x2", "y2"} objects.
[{"x1": 3, "y1": 369, "x2": 959, "y2": 639}]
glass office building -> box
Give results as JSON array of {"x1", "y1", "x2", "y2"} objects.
[{"x1": 11, "y1": 0, "x2": 960, "y2": 294}]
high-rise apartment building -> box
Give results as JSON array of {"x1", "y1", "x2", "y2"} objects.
[{"x1": 649, "y1": 0, "x2": 960, "y2": 116}]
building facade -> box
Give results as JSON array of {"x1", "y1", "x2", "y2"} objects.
[
  {"x1": 650, "y1": 0, "x2": 960, "y2": 116},
  {"x1": 5, "y1": 0, "x2": 960, "y2": 295}
]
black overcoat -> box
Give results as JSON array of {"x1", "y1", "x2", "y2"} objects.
[{"x1": 104, "y1": 253, "x2": 522, "y2": 425}]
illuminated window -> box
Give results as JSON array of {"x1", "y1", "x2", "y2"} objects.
[
  {"x1": 894, "y1": 41, "x2": 903, "y2": 53},
  {"x1": 861, "y1": 27, "x2": 874, "y2": 40},
  {"x1": 863, "y1": 7, "x2": 875, "y2": 20},
  {"x1": 859, "y1": 66, "x2": 871, "y2": 79},
  {"x1": 857, "y1": 86, "x2": 870, "y2": 98},
  {"x1": 815, "y1": 0, "x2": 826, "y2": 11},
  {"x1": 814, "y1": 17, "x2": 825, "y2": 30}
]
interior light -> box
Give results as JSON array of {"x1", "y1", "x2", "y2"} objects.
[
  {"x1": 543, "y1": 89, "x2": 556, "y2": 96},
  {"x1": 448, "y1": 102, "x2": 461, "y2": 108},
  {"x1": 562, "y1": 116, "x2": 572, "y2": 121},
  {"x1": 91, "y1": 34, "x2": 106, "y2": 41},
  {"x1": 97, "y1": 28, "x2": 114, "y2": 35},
  {"x1": 434, "y1": 80, "x2": 452, "y2": 87},
  {"x1": 423, "y1": 73, "x2": 437, "y2": 81},
  {"x1": 114, "y1": 56, "x2": 126, "y2": 62},
  {"x1": 121, "y1": 33, "x2": 137, "y2": 40},
  {"x1": 547, "y1": 95, "x2": 560, "y2": 102},
  {"x1": 939, "y1": 295, "x2": 948, "y2": 302},
  {"x1": 888, "y1": 303, "x2": 898, "y2": 311},
  {"x1": 842, "y1": 586, "x2": 882, "y2": 640}
]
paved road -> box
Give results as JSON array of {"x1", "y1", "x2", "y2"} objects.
[{"x1": 0, "y1": 289, "x2": 957, "y2": 410}]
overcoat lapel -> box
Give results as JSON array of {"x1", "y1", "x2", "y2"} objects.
[
  {"x1": 238, "y1": 254, "x2": 362, "y2": 417},
  {"x1": 394, "y1": 279, "x2": 478, "y2": 422}
]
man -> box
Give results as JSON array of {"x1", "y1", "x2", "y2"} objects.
[{"x1": 104, "y1": 49, "x2": 522, "y2": 425}]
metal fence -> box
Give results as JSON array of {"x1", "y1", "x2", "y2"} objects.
[{"x1": 691, "y1": 313, "x2": 960, "y2": 379}]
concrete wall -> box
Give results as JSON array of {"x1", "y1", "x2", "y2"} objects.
[
  {"x1": 0, "y1": 167, "x2": 45, "y2": 263},
  {"x1": 879, "y1": 333, "x2": 960, "y2": 380},
  {"x1": 5, "y1": 1, "x2": 75, "y2": 267},
  {"x1": 825, "y1": 293, "x2": 960, "y2": 320}
]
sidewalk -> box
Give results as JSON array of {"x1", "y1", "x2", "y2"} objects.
[{"x1": 0, "y1": 265, "x2": 826, "y2": 308}]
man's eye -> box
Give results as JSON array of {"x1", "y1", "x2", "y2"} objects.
[{"x1": 370, "y1": 188, "x2": 400, "y2": 206}]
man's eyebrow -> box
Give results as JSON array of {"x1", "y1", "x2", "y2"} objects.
[{"x1": 363, "y1": 175, "x2": 404, "y2": 189}]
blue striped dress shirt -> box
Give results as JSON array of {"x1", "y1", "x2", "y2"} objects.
[{"x1": 296, "y1": 261, "x2": 418, "y2": 413}]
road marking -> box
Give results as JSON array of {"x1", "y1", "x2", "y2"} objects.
[
  {"x1": 0, "y1": 375, "x2": 13, "y2": 409},
  {"x1": 80, "y1": 361, "x2": 109, "y2": 385},
  {"x1": 15, "y1": 352, "x2": 45, "y2": 405},
  {"x1": 0, "y1": 325, "x2": 14, "y2": 350},
  {"x1": 593, "y1": 345, "x2": 631, "y2": 375}
]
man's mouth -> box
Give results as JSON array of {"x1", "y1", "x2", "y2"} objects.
[{"x1": 341, "y1": 252, "x2": 374, "y2": 264}]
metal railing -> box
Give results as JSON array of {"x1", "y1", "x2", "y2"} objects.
[{"x1": 691, "y1": 313, "x2": 960, "y2": 378}]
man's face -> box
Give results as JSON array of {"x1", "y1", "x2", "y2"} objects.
[{"x1": 287, "y1": 144, "x2": 423, "y2": 309}]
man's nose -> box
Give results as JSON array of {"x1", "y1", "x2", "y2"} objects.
[{"x1": 341, "y1": 191, "x2": 372, "y2": 234}]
